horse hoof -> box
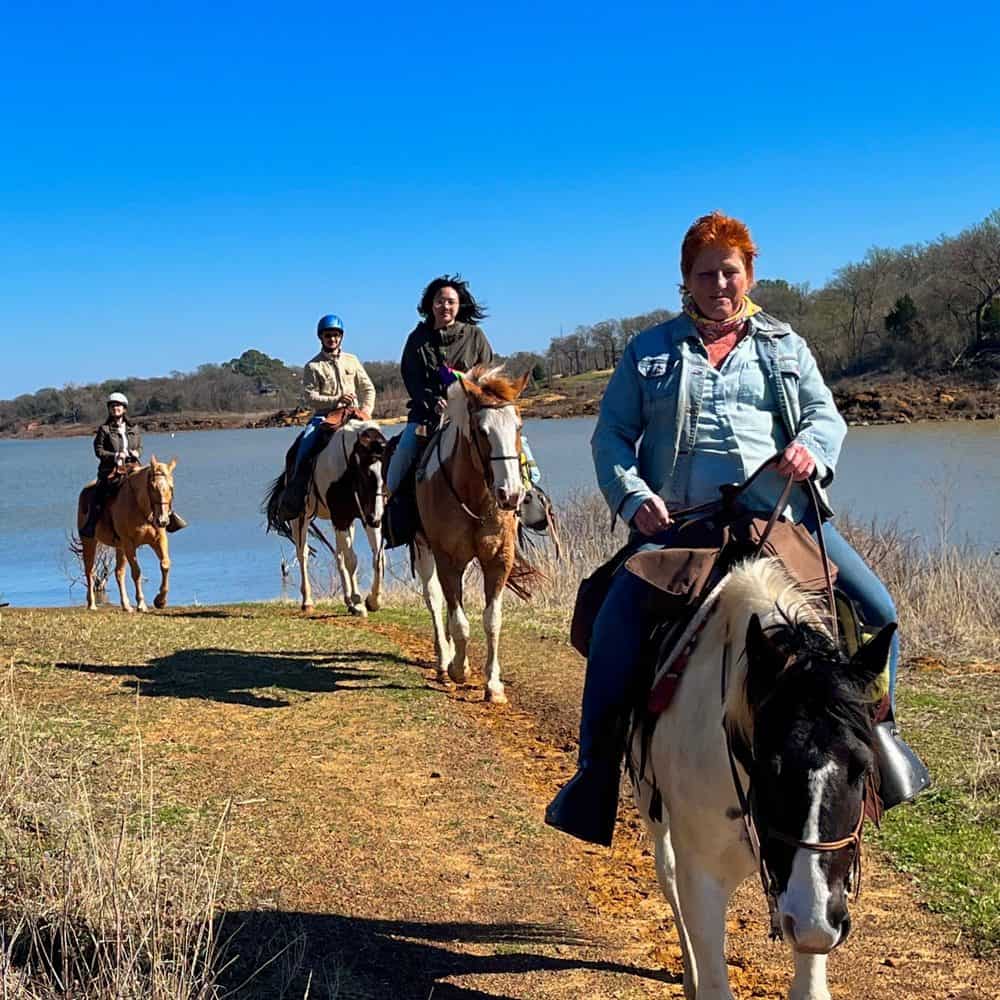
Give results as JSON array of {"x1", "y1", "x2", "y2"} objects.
[
  {"x1": 485, "y1": 687, "x2": 508, "y2": 704},
  {"x1": 153, "y1": 595, "x2": 167, "y2": 609},
  {"x1": 301, "y1": 603, "x2": 314, "y2": 613},
  {"x1": 447, "y1": 664, "x2": 470, "y2": 685},
  {"x1": 348, "y1": 604, "x2": 367, "y2": 618},
  {"x1": 137, "y1": 604, "x2": 148, "y2": 613},
  {"x1": 364, "y1": 595, "x2": 381, "y2": 613},
  {"x1": 435, "y1": 670, "x2": 454, "y2": 687},
  {"x1": 123, "y1": 606, "x2": 135, "y2": 614}
]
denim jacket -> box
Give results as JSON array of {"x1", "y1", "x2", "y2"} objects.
[{"x1": 592, "y1": 311, "x2": 847, "y2": 525}]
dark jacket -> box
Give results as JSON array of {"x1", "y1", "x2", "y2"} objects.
[
  {"x1": 400, "y1": 321, "x2": 494, "y2": 425},
  {"x1": 93, "y1": 419, "x2": 142, "y2": 476}
]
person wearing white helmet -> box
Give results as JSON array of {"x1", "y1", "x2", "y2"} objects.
[
  {"x1": 277, "y1": 313, "x2": 377, "y2": 520},
  {"x1": 80, "y1": 392, "x2": 187, "y2": 538}
]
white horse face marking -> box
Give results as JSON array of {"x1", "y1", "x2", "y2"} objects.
[{"x1": 477, "y1": 406, "x2": 523, "y2": 511}]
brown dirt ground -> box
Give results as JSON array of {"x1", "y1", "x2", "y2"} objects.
[{"x1": 3, "y1": 605, "x2": 998, "y2": 999}]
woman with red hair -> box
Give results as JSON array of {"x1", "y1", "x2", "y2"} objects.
[{"x1": 545, "y1": 211, "x2": 928, "y2": 847}]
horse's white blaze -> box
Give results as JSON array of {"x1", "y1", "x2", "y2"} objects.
[
  {"x1": 778, "y1": 760, "x2": 840, "y2": 954},
  {"x1": 479, "y1": 407, "x2": 523, "y2": 506}
]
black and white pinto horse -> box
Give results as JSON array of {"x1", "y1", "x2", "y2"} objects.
[
  {"x1": 265, "y1": 420, "x2": 387, "y2": 616},
  {"x1": 632, "y1": 558, "x2": 893, "y2": 1000}
]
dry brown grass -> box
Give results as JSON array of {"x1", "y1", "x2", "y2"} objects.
[{"x1": 0, "y1": 666, "x2": 237, "y2": 999}]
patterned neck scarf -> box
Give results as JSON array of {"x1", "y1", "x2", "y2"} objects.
[{"x1": 682, "y1": 293, "x2": 761, "y2": 340}]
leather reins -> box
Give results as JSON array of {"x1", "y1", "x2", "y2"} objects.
[{"x1": 341, "y1": 432, "x2": 384, "y2": 528}]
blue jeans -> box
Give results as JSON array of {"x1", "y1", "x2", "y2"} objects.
[
  {"x1": 580, "y1": 520, "x2": 899, "y2": 757},
  {"x1": 292, "y1": 416, "x2": 327, "y2": 474},
  {"x1": 387, "y1": 422, "x2": 423, "y2": 494}
]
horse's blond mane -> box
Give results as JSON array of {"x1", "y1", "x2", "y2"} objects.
[
  {"x1": 466, "y1": 365, "x2": 524, "y2": 406},
  {"x1": 719, "y1": 558, "x2": 829, "y2": 742}
]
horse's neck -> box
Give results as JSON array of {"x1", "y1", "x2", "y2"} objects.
[{"x1": 441, "y1": 426, "x2": 492, "y2": 508}]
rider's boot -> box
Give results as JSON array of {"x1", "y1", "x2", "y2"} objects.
[
  {"x1": 166, "y1": 511, "x2": 188, "y2": 533},
  {"x1": 873, "y1": 717, "x2": 931, "y2": 809}
]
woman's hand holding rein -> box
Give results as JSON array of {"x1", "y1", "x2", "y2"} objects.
[
  {"x1": 632, "y1": 495, "x2": 671, "y2": 536},
  {"x1": 776, "y1": 441, "x2": 816, "y2": 482}
]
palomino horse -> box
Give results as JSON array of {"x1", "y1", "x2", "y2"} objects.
[
  {"x1": 413, "y1": 366, "x2": 534, "y2": 703},
  {"x1": 76, "y1": 458, "x2": 178, "y2": 612},
  {"x1": 631, "y1": 558, "x2": 893, "y2": 1000},
  {"x1": 265, "y1": 420, "x2": 386, "y2": 616}
]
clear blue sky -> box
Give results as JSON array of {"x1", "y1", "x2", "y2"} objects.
[{"x1": 1, "y1": 1, "x2": 998, "y2": 399}]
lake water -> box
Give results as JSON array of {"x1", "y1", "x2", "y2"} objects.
[{"x1": 1, "y1": 418, "x2": 998, "y2": 608}]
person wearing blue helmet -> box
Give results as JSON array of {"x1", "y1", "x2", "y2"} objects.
[{"x1": 277, "y1": 314, "x2": 376, "y2": 519}]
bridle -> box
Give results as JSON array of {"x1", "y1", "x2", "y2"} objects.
[
  {"x1": 135, "y1": 465, "x2": 173, "y2": 526},
  {"x1": 341, "y1": 432, "x2": 385, "y2": 529}
]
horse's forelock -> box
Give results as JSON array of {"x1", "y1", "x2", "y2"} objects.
[{"x1": 466, "y1": 365, "x2": 524, "y2": 407}]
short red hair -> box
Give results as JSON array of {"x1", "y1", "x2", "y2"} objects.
[{"x1": 681, "y1": 211, "x2": 758, "y2": 284}]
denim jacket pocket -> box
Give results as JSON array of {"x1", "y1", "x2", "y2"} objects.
[
  {"x1": 737, "y1": 362, "x2": 769, "y2": 406},
  {"x1": 637, "y1": 355, "x2": 681, "y2": 414}
]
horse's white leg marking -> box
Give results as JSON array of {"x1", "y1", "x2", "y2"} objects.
[
  {"x1": 673, "y1": 852, "x2": 738, "y2": 999},
  {"x1": 293, "y1": 515, "x2": 313, "y2": 611},
  {"x1": 114, "y1": 547, "x2": 132, "y2": 612},
  {"x1": 363, "y1": 523, "x2": 383, "y2": 612},
  {"x1": 789, "y1": 952, "x2": 831, "y2": 1000},
  {"x1": 482, "y1": 588, "x2": 505, "y2": 702},
  {"x1": 779, "y1": 761, "x2": 840, "y2": 957},
  {"x1": 645, "y1": 821, "x2": 698, "y2": 1000},
  {"x1": 125, "y1": 543, "x2": 146, "y2": 613},
  {"x1": 414, "y1": 537, "x2": 452, "y2": 681},
  {"x1": 335, "y1": 526, "x2": 364, "y2": 615},
  {"x1": 438, "y1": 564, "x2": 469, "y2": 685}
]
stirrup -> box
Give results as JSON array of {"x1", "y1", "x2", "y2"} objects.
[{"x1": 873, "y1": 720, "x2": 931, "y2": 809}]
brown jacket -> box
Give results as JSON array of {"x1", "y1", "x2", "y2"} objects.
[
  {"x1": 93, "y1": 419, "x2": 142, "y2": 476},
  {"x1": 302, "y1": 349, "x2": 376, "y2": 415}
]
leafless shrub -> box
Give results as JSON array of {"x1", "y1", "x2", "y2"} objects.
[{"x1": 63, "y1": 532, "x2": 113, "y2": 596}]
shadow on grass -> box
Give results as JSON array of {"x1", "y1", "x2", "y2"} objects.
[
  {"x1": 219, "y1": 909, "x2": 678, "y2": 999},
  {"x1": 56, "y1": 648, "x2": 423, "y2": 708}
]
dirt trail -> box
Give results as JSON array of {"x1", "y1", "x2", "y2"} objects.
[{"x1": 4, "y1": 605, "x2": 996, "y2": 999}]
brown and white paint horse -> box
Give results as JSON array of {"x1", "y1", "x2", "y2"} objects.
[
  {"x1": 75, "y1": 457, "x2": 177, "y2": 612},
  {"x1": 266, "y1": 420, "x2": 386, "y2": 616},
  {"x1": 413, "y1": 366, "x2": 534, "y2": 703}
]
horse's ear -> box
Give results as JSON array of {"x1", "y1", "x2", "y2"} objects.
[
  {"x1": 850, "y1": 622, "x2": 896, "y2": 692},
  {"x1": 149, "y1": 453, "x2": 157, "y2": 465},
  {"x1": 513, "y1": 371, "x2": 530, "y2": 398},
  {"x1": 168, "y1": 458, "x2": 177, "y2": 472},
  {"x1": 745, "y1": 614, "x2": 785, "y2": 707}
]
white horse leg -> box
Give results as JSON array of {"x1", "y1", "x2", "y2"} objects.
[
  {"x1": 673, "y1": 860, "x2": 737, "y2": 1000},
  {"x1": 414, "y1": 536, "x2": 453, "y2": 683},
  {"x1": 114, "y1": 547, "x2": 132, "y2": 613},
  {"x1": 293, "y1": 516, "x2": 313, "y2": 611},
  {"x1": 335, "y1": 526, "x2": 364, "y2": 616},
  {"x1": 789, "y1": 953, "x2": 831, "y2": 1000},
  {"x1": 363, "y1": 523, "x2": 383, "y2": 613},
  {"x1": 646, "y1": 821, "x2": 698, "y2": 1000},
  {"x1": 124, "y1": 544, "x2": 147, "y2": 613},
  {"x1": 438, "y1": 563, "x2": 470, "y2": 685},
  {"x1": 481, "y1": 585, "x2": 506, "y2": 703}
]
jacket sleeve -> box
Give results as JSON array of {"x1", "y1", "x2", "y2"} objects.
[
  {"x1": 93, "y1": 427, "x2": 116, "y2": 462},
  {"x1": 401, "y1": 333, "x2": 435, "y2": 413},
  {"x1": 474, "y1": 328, "x2": 495, "y2": 366},
  {"x1": 354, "y1": 360, "x2": 376, "y2": 413},
  {"x1": 303, "y1": 362, "x2": 338, "y2": 409},
  {"x1": 130, "y1": 428, "x2": 142, "y2": 458},
  {"x1": 591, "y1": 342, "x2": 656, "y2": 524},
  {"x1": 790, "y1": 339, "x2": 846, "y2": 488}
]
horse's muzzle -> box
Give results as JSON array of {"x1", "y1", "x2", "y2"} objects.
[{"x1": 494, "y1": 485, "x2": 523, "y2": 511}]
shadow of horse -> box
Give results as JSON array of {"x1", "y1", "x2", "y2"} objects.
[
  {"x1": 56, "y1": 648, "x2": 422, "y2": 708},
  {"x1": 216, "y1": 909, "x2": 679, "y2": 999}
]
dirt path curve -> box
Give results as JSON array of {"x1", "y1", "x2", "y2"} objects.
[{"x1": 4, "y1": 605, "x2": 996, "y2": 999}]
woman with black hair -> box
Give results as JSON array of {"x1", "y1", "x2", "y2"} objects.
[{"x1": 386, "y1": 275, "x2": 495, "y2": 494}]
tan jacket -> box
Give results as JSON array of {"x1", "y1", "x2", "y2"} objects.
[{"x1": 302, "y1": 349, "x2": 376, "y2": 415}]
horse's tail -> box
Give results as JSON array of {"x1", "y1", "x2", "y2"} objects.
[
  {"x1": 506, "y1": 547, "x2": 545, "y2": 601},
  {"x1": 263, "y1": 473, "x2": 294, "y2": 541}
]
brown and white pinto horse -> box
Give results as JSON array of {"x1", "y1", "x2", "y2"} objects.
[
  {"x1": 76, "y1": 457, "x2": 177, "y2": 612},
  {"x1": 265, "y1": 420, "x2": 387, "y2": 616},
  {"x1": 413, "y1": 366, "x2": 535, "y2": 703}
]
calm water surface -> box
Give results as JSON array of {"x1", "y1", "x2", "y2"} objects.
[{"x1": 1, "y1": 419, "x2": 997, "y2": 607}]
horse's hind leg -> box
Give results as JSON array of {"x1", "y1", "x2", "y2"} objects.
[
  {"x1": 335, "y1": 526, "x2": 365, "y2": 615},
  {"x1": 82, "y1": 536, "x2": 99, "y2": 610},
  {"x1": 414, "y1": 535, "x2": 453, "y2": 683},
  {"x1": 293, "y1": 516, "x2": 313, "y2": 611},
  {"x1": 124, "y1": 542, "x2": 147, "y2": 612},
  {"x1": 151, "y1": 531, "x2": 170, "y2": 609},
  {"x1": 363, "y1": 524, "x2": 383, "y2": 613},
  {"x1": 114, "y1": 547, "x2": 133, "y2": 613},
  {"x1": 481, "y1": 564, "x2": 507, "y2": 703}
]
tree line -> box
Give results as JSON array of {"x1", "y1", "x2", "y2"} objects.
[{"x1": 3, "y1": 210, "x2": 998, "y2": 433}]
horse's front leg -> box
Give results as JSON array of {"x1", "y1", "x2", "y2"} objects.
[
  {"x1": 123, "y1": 542, "x2": 147, "y2": 612},
  {"x1": 436, "y1": 558, "x2": 470, "y2": 686},
  {"x1": 363, "y1": 523, "x2": 384, "y2": 613},
  {"x1": 414, "y1": 535, "x2": 453, "y2": 683},
  {"x1": 293, "y1": 515, "x2": 313, "y2": 611},
  {"x1": 789, "y1": 953, "x2": 831, "y2": 1000},
  {"x1": 481, "y1": 564, "x2": 508, "y2": 703},
  {"x1": 334, "y1": 525, "x2": 364, "y2": 615},
  {"x1": 114, "y1": 547, "x2": 133, "y2": 613},
  {"x1": 151, "y1": 530, "x2": 170, "y2": 609},
  {"x1": 82, "y1": 537, "x2": 99, "y2": 610}
]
